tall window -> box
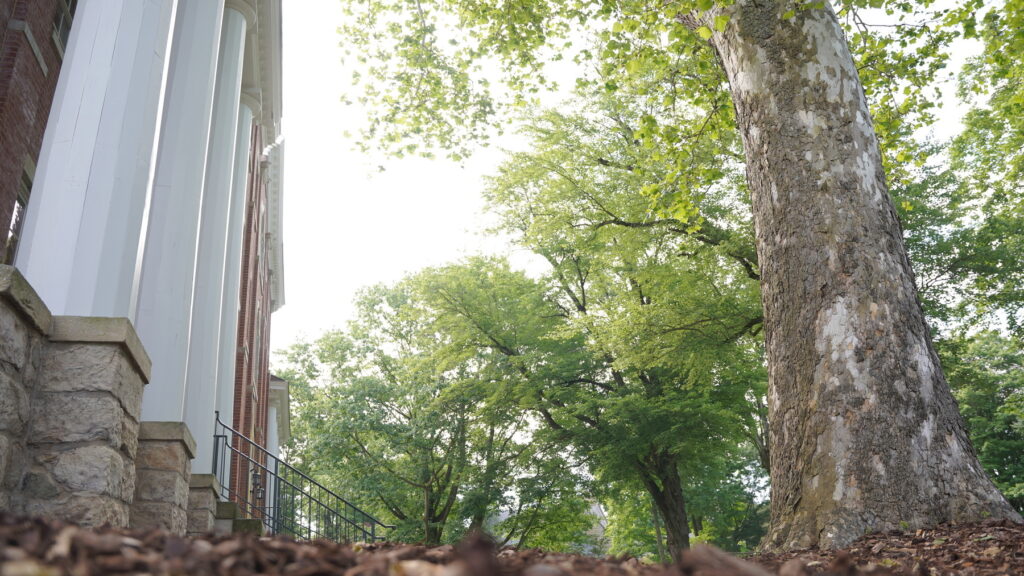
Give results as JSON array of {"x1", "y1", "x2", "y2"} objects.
[
  {"x1": 5, "y1": 171, "x2": 32, "y2": 265},
  {"x1": 52, "y1": 0, "x2": 77, "y2": 55}
]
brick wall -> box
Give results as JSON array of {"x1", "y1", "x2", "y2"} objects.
[
  {"x1": 229, "y1": 122, "x2": 274, "y2": 507},
  {"x1": 0, "y1": 0, "x2": 63, "y2": 263}
]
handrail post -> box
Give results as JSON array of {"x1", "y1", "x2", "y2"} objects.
[{"x1": 212, "y1": 411, "x2": 220, "y2": 475}]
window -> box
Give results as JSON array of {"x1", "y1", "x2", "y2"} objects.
[
  {"x1": 5, "y1": 170, "x2": 32, "y2": 265},
  {"x1": 52, "y1": 0, "x2": 77, "y2": 55}
]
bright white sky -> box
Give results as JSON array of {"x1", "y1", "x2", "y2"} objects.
[
  {"x1": 272, "y1": 1, "x2": 524, "y2": 352},
  {"x1": 272, "y1": 1, "x2": 980, "y2": 355}
]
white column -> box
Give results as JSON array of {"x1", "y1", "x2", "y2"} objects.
[
  {"x1": 15, "y1": 0, "x2": 176, "y2": 317},
  {"x1": 266, "y1": 403, "x2": 280, "y2": 514},
  {"x1": 135, "y1": 0, "x2": 225, "y2": 423},
  {"x1": 215, "y1": 101, "x2": 255, "y2": 426},
  {"x1": 185, "y1": 4, "x2": 250, "y2": 473},
  {"x1": 267, "y1": 405, "x2": 280, "y2": 460}
]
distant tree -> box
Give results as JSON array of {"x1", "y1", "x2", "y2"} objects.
[
  {"x1": 415, "y1": 227, "x2": 760, "y2": 557},
  {"x1": 277, "y1": 283, "x2": 594, "y2": 548},
  {"x1": 940, "y1": 332, "x2": 1024, "y2": 513}
]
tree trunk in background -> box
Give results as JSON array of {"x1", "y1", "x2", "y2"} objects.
[
  {"x1": 651, "y1": 497, "x2": 667, "y2": 563},
  {"x1": 707, "y1": 0, "x2": 1021, "y2": 550},
  {"x1": 639, "y1": 452, "x2": 690, "y2": 558}
]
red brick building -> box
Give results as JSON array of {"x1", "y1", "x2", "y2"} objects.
[
  {"x1": 229, "y1": 122, "x2": 286, "y2": 503},
  {"x1": 0, "y1": 0, "x2": 70, "y2": 263}
]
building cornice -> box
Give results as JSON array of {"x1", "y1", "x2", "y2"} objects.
[
  {"x1": 266, "y1": 140, "x2": 285, "y2": 312},
  {"x1": 256, "y1": 0, "x2": 283, "y2": 141},
  {"x1": 235, "y1": 0, "x2": 284, "y2": 311}
]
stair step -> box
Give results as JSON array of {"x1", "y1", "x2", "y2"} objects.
[
  {"x1": 216, "y1": 501, "x2": 239, "y2": 520},
  {"x1": 232, "y1": 518, "x2": 265, "y2": 535}
]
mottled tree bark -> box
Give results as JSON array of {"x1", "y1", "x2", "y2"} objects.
[{"x1": 704, "y1": 0, "x2": 1021, "y2": 550}]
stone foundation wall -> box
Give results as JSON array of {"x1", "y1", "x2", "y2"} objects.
[
  {"x1": 131, "y1": 422, "x2": 196, "y2": 535},
  {"x1": 187, "y1": 474, "x2": 220, "y2": 537},
  {"x1": 0, "y1": 266, "x2": 50, "y2": 512},
  {"x1": 0, "y1": 266, "x2": 151, "y2": 528}
]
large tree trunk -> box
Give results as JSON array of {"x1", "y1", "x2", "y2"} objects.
[
  {"x1": 651, "y1": 497, "x2": 668, "y2": 563},
  {"x1": 705, "y1": 0, "x2": 1021, "y2": 550},
  {"x1": 638, "y1": 452, "x2": 690, "y2": 558}
]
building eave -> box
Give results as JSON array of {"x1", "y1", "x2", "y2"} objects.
[
  {"x1": 257, "y1": 0, "x2": 283, "y2": 142},
  {"x1": 266, "y1": 139, "x2": 285, "y2": 311}
]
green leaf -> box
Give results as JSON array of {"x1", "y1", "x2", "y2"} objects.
[{"x1": 696, "y1": 26, "x2": 714, "y2": 40}]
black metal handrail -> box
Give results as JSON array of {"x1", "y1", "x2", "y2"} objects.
[{"x1": 212, "y1": 412, "x2": 394, "y2": 542}]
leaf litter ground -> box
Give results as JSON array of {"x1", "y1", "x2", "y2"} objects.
[{"x1": 1, "y1": 513, "x2": 1021, "y2": 575}]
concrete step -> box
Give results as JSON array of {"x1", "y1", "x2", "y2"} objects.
[{"x1": 232, "y1": 518, "x2": 265, "y2": 535}]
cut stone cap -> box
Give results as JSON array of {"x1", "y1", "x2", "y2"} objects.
[
  {"x1": 189, "y1": 474, "x2": 222, "y2": 495},
  {"x1": 139, "y1": 421, "x2": 197, "y2": 459},
  {"x1": 0, "y1": 265, "x2": 53, "y2": 334},
  {"x1": 50, "y1": 316, "x2": 152, "y2": 382}
]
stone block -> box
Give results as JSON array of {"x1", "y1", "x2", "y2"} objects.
[
  {"x1": 49, "y1": 316, "x2": 150, "y2": 382},
  {"x1": 23, "y1": 493, "x2": 128, "y2": 528},
  {"x1": 121, "y1": 415, "x2": 140, "y2": 459},
  {"x1": 20, "y1": 331, "x2": 45, "y2": 393},
  {"x1": 187, "y1": 474, "x2": 221, "y2": 536},
  {"x1": 135, "y1": 469, "x2": 187, "y2": 504},
  {"x1": 137, "y1": 422, "x2": 196, "y2": 458},
  {"x1": 20, "y1": 468, "x2": 59, "y2": 499},
  {"x1": 129, "y1": 421, "x2": 195, "y2": 535},
  {"x1": 0, "y1": 302, "x2": 30, "y2": 371},
  {"x1": 130, "y1": 500, "x2": 187, "y2": 534},
  {"x1": 1, "y1": 436, "x2": 28, "y2": 492},
  {"x1": 119, "y1": 455, "x2": 137, "y2": 502},
  {"x1": 29, "y1": 392, "x2": 124, "y2": 447},
  {"x1": 0, "y1": 434, "x2": 25, "y2": 500},
  {"x1": 187, "y1": 508, "x2": 215, "y2": 535},
  {"x1": 0, "y1": 373, "x2": 29, "y2": 434},
  {"x1": 189, "y1": 486, "x2": 217, "y2": 512},
  {"x1": 136, "y1": 441, "x2": 190, "y2": 473},
  {"x1": 47, "y1": 445, "x2": 124, "y2": 498},
  {"x1": 2, "y1": 436, "x2": 29, "y2": 491},
  {"x1": 0, "y1": 434, "x2": 8, "y2": 483},
  {"x1": 38, "y1": 342, "x2": 144, "y2": 418},
  {"x1": 0, "y1": 266, "x2": 53, "y2": 336}
]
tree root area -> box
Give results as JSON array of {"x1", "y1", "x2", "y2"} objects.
[
  {"x1": 744, "y1": 519, "x2": 1022, "y2": 575},
  {"x1": 0, "y1": 514, "x2": 1021, "y2": 575}
]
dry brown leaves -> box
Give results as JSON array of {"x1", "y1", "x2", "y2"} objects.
[
  {"x1": 1, "y1": 513, "x2": 1022, "y2": 576},
  {"x1": 747, "y1": 519, "x2": 1024, "y2": 575}
]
